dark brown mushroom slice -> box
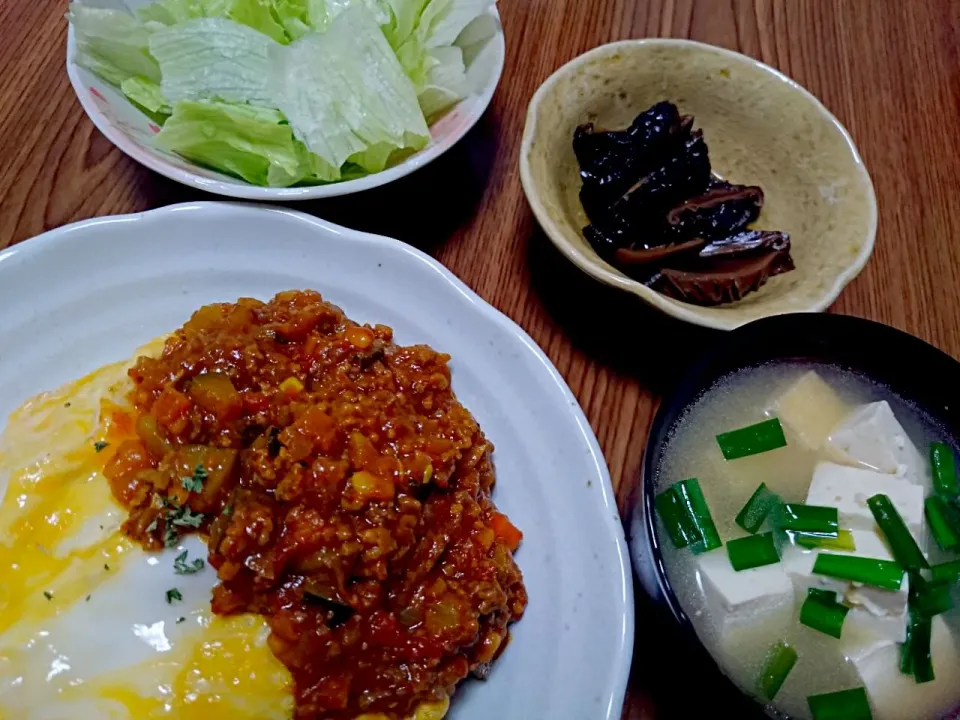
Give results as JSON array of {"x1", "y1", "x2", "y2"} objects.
[
  {"x1": 655, "y1": 247, "x2": 795, "y2": 305},
  {"x1": 613, "y1": 238, "x2": 705, "y2": 266},
  {"x1": 607, "y1": 130, "x2": 712, "y2": 226},
  {"x1": 665, "y1": 184, "x2": 764, "y2": 241},
  {"x1": 575, "y1": 102, "x2": 694, "y2": 220},
  {"x1": 698, "y1": 230, "x2": 791, "y2": 258},
  {"x1": 583, "y1": 222, "x2": 633, "y2": 259}
]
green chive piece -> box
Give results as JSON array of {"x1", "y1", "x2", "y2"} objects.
[
  {"x1": 931, "y1": 559, "x2": 960, "y2": 583},
  {"x1": 774, "y1": 503, "x2": 839, "y2": 536},
  {"x1": 756, "y1": 640, "x2": 797, "y2": 701},
  {"x1": 677, "y1": 478, "x2": 722, "y2": 554},
  {"x1": 799, "y1": 588, "x2": 850, "y2": 639},
  {"x1": 716, "y1": 418, "x2": 787, "y2": 460},
  {"x1": 812, "y1": 554, "x2": 905, "y2": 591},
  {"x1": 727, "y1": 532, "x2": 780, "y2": 571},
  {"x1": 925, "y1": 496, "x2": 960, "y2": 552},
  {"x1": 655, "y1": 487, "x2": 699, "y2": 549},
  {"x1": 868, "y1": 494, "x2": 928, "y2": 571},
  {"x1": 931, "y1": 442, "x2": 959, "y2": 497},
  {"x1": 910, "y1": 575, "x2": 954, "y2": 617},
  {"x1": 735, "y1": 483, "x2": 781, "y2": 534},
  {"x1": 655, "y1": 479, "x2": 721, "y2": 554},
  {"x1": 902, "y1": 611, "x2": 935, "y2": 683},
  {"x1": 793, "y1": 529, "x2": 857, "y2": 552},
  {"x1": 807, "y1": 687, "x2": 873, "y2": 720}
]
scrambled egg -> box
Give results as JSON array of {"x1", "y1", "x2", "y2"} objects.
[{"x1": 0, "y1": 341, "x2": 448, "y2": 720}]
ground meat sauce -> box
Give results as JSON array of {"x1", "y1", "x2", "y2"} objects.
[{"x1": 103, "y1": 291, "x2": 527, "y2": 719}]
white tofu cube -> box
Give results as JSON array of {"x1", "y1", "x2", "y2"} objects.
[
  {"x1": 807, "y1": 462, "x2": 925, "y2": 543},
  {"x1": 697, "y1": 546, "x2": 794, "y2": 634},
  {"x1": 844, "y1": 606, "x2": 908, "y2": 645},
  {"x1": 782, "y1": 530, "x2": 908, "y2": 630},
  {"x1": 825, "y1": 401, "x2": 928, "y2": 486},
  {"x1": 766, "y1": 371, "x2": 851, "y2": 451},
  {"x1": 845, "y1": 617, "x2": 960, "y2": 720}
]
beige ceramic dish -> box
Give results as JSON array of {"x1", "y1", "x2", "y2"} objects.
[{"x1": 519, "y1": 39, "x2": 877, "y2": 330}]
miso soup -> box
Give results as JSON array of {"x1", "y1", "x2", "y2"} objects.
[{"x1": 654, "y1": 363, "x2": 960, "y2": 720}]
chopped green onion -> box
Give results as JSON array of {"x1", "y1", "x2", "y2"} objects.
[
  {"x1": 925, "y1": 495, "x2": 960, "y2": 552},
  {"x1": 931, "y1": 442, "x2": 959, "y2": 497},
  {"x1": 902, "y1": 611, "x2": 934, "y2": 683},
  {"x1": 807, "y1": 687, "x2": 872, "y2": 720},
  {"x1": 756, "y1": 640, "x2": 797, "y2": 701},
  {"x1": 793, "y1": 529, "x2": 857, "y2": 552},
  {"x1": 799, "y1": 588, "x2": 849, "y2": 639},
  {"x1": 727, "y1": 532, "x2": 780, "y2": 571},
  {"x1": 931, "y1": 559, "x2": 960, "y2": 583},
  {"x1": 655, "y1": 487, "x2": 699, "y2": 549},
  {"x1": 867, "y1": 494, "x2": 928, "y2": 571},
  {"x1": 655, "y1": 479, "x2": 721, "y2": 554},
  {"x1": 812, "y1": 553, "x2": 905, "y2": 591},
  {"x1": 716, "y1": 418, "x2": 787, "y2": 460},
  {"x1": 774, "y1": 503, "x2": 839, "y2": 536},
  {"x1": 677, "y1": 478, "x2": 721, "y2": 554},
  {"x1": 910, "y1": 575, "x2": 954, "y2": 617},
  {"x1": 735, "y1": 483, "x2": 781, "y2": 534}
]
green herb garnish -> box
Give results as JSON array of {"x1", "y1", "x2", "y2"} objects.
[
  {"x1": 182, "y1": 464, "x2": 208, "y2": 493},
  {"x1": 174, "y1": 550, "x2": 205, "y2": 575},
  {"x1": 166, "y1": 588, "x2": 183, "y2": 604},
  {"x1": 93, "y1": 440, "x2": 109, "y2": 452}
]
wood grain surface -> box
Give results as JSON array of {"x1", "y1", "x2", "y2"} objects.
[{"x1": 2, "y1": 1, "x2": 959, "y2": 717}]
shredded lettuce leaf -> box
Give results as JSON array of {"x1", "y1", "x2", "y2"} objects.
[
  {"x1": 380, "y1": 0, "x2": 496, "y2": 117},
  {"x1": 270, "y1": 4, "x2": 428, "y2": 171},
  {"x1": 138, "y1": 0, "x2": 291, "y2": 43},
  {"x1": 68, "y1": 4, "x2": 161, "y2": 86},
  {"x1": 155, "y1": 100, "x2": 310, "y2": 185},
  {"x1": 149, "y1": 18, "x2": 275, "y2": 106},
  {"x1": 68, "y1": 0, "x2": 498, "y2": 185},
  {"x1": 121, "y1": 76, "x2": 173, "y2": 116}
]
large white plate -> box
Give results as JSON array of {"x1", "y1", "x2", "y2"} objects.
[
  {"x1": 66, "y1": 1, "x2": 505, "y2": 200},
  {"x1": 0, "y1": 203, "x2": 633, "y2": 719}
]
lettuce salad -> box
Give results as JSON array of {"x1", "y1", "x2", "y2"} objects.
[{"x1": 67, "y1": 0, "x2": 498, "y2": 186}]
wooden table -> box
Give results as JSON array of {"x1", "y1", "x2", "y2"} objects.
[{"x1": 2, "y1": 1, "x2": 959, "y2": 717}]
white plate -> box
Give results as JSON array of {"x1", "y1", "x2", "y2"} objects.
[
  {"x1": 0, "y1": 203, "x2": 633, "y2": 719},
  {"x1": 66, "y1": 2, "x2": 505, "y2": 200}
]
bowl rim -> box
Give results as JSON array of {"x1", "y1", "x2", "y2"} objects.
[
  {"x1": 519, "y1": 38, "x2": 879, "y2": 331},
  {"x1": 636, "y1": 312, "x2": 960, "y2": 716},
  {"x1": 65, "y1": 8, "x2": 505, "y2": 200}
]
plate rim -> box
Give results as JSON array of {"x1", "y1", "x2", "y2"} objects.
[
  {"x1": 0, "y1": 201, "x2": 635, "y2": 718},
  {"x1": 65, "y1": 9, "x2": 505, "y2": 200}
]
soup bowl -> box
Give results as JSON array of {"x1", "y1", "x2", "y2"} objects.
[{"x1": 628, "y1": 313, "x2": 960, "y2": 718}]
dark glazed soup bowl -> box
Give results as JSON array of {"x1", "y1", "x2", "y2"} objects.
[{"x1": 627, "y1": 312, "x2": 960, "y2": 719}]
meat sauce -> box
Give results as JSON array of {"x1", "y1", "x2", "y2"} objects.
[{"x1": 103, "y1": 291, "x2": 527, "y2": 719}]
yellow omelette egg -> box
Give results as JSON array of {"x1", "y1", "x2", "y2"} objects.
[
  {"x1": 0, "y1": 341, "x2": 293, "y2": 720},
  {"x1": 0, "y1": 341, "x2": 450, "y2": 720}
]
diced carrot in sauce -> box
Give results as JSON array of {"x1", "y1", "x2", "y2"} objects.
[
  {"x1": 279, "y1": 406, "x2": 337, "y2": 461},
  {"x1": 103, "y1": 439, "x2": 156, "y2": 506},
  {"x1": 347, "y1": 471, "x2": 395, "y2": 503},
  {"x1": 153, "y1": 387, "x2": 192, "y2": 431},
  {"x1": 490, "y1": 512, "x2": 523, "y2": 552},
  {"x1": 345, "y1": 326, "x2": 374, "y2": 350}
]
